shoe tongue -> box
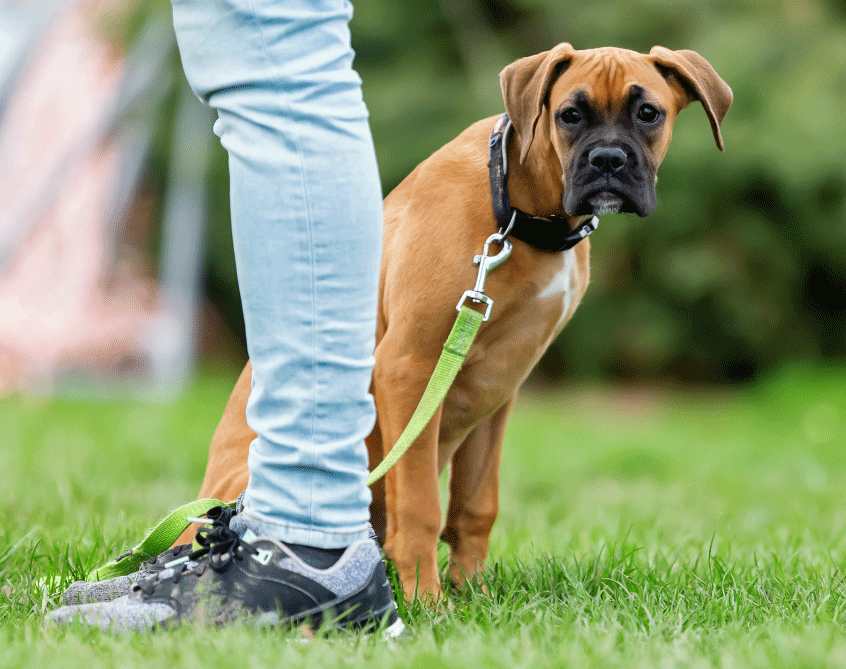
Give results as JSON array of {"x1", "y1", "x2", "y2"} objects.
[{"x1": 286, "y1": 544, "x2": 346, "y2": 570}]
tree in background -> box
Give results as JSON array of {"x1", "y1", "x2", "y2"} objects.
[{"x1": 115, "y1": 0, "x2": 846, "y2": 384}]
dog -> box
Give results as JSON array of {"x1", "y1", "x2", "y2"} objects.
[{"x1": 180, "y1": 44, "x2": 732, "y2": 600}]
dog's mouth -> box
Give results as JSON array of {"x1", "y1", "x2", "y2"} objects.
[
  {"x1": 587, "y1": 191, "x2": 625, "y2": 216},
  {"x1": 565, "y1": 186, "x2": 641, "y2": 217}
]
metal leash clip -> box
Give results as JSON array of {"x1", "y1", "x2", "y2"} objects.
[{"x1": 455, "y1": 230, "x2": 513, "y2": 321}]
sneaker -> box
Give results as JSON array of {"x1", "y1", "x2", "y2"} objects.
[
  {"x1": 61, "y1": 542, "x2": 196, "y2": 605},
  {"x1": 49, "y1": 510, "x2": 405, "y2": 636},
  {"x1": 61, "y1": 504, "x2": 241, "y2": 605}
]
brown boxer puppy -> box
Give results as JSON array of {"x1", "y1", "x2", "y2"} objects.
[{"x1": 183, "y1": 44, "x2": 732, "y2": 600}]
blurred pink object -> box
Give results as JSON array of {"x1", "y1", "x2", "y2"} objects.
[{"x1": 0, "y1": 1, "x2": 171, "y2": 394}]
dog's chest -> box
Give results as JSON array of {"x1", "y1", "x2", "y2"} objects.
[
  {"x1": 470, "y1": 247, "x2": 581, "y2": 386},
  {"x1": 535, "y1": 248, "x2": 577, "y2": 334},
  {"x1": 439, "y1": 249, "x2": 582, "y2": 451}
]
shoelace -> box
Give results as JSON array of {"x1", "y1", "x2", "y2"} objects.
[
  {"x1": 133, "y1": 505, "x2": 256, "y2": 596},
  {"x1": 189, "y1": 506, "x2": 256, "y2": 572},
  {"x1": 140, "y1": 543, "x2": 193, "y2": 573}
]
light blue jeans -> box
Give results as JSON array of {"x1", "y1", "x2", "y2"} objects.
[{"x1": 171, "y1": 0, "x2": 382, "y2": 547}]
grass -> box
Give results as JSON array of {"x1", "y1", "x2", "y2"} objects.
[{"x1": 2, "y1": 363, "x2": 846, "y2": 667}]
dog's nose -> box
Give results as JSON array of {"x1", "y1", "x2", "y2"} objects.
[{"x1": 588, "y1": 147, "x2": 627, "y2": 176}]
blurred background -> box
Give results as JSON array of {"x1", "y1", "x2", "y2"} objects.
[{"x1": 0, "y1": 0, "x2": 844, "y2": 397}]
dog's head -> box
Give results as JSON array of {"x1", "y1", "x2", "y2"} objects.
[{"x1": 500, "y1": 44, "x2": 732, "y2": 217}]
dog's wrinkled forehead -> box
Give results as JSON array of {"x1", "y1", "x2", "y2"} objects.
[
  {"x1": 548, "y1": 47, "x2": 680, "y2": 113},
  {"x1": 500, "y1": 44, "x2": 732, "y2": 162}
]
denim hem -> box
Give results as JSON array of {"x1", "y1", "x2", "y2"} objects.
[{"x1": 240, "y1": 511, "x2": 371, "y2": 549}]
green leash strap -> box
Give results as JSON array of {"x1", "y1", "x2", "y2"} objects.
[
  {"x1": 366, "y1": 305, "x2": 484, "y2": 486},
  {"x1": 367, "y1": 230, "x2": 512, "y2": 486},
  {"x1": 88, "y1": 498, "x2": 234, "y2": 581}
]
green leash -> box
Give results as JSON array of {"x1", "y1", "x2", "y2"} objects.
[
  {"x1": 84, "y1": 232, "x2": 512, "y2": 583},
  {"x1": 366, "y1": 305, "x2": 484, "y2": 485},
  {"x1": 368, "y1": 230, "x2": 512, "y2": 485},
  {"x1": 87, "y1": 498, "x2": 234, "y2": 581}
]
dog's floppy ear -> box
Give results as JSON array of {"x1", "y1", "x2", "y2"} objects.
[
  {"x1": 649, "y1": 46, "x2": 733, "y2": 151},
  {"x1": 500, "y1": 42, "x2": 576, "y2": 163}
]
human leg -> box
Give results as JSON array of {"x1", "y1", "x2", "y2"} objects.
[
  {"x1": 172, "y1": 0, "x2": 382, "y2": 548},
  {"x1": 50, "y1": 0, "x2": 400, "y2": 631}
]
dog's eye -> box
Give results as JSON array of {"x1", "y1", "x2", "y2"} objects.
[
  {"x1": 559, "y1": 108, "x2": 581, "y2": 125},
  {"x1": 637, "y1": 104, "x2": 660, "y2": 123}
]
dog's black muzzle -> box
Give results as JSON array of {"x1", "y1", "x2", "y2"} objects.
[{"x1": 563, "y1": 138, "x2": 657, "y2": 217}]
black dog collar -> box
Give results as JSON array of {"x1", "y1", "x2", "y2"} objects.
[{"x1": 488, "y1": 112, "x2": 598, "y2": 252}]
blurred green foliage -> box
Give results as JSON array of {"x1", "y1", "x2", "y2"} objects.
[{"x1": 135, "y1": 0, "x2": 846, "y2": 383}]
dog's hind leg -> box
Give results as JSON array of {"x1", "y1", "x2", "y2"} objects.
[{"x1": 440, "y1": 396, "x2": 515, "y2": 588}]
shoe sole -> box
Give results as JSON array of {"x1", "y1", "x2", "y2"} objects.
[{"x1": 381, "y1": 617, "x2": 407, "y2": 639}]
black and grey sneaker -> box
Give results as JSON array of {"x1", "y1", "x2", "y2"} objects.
[
  {"x1": 62, "y1": 542, "x2": 195, "y2": 605},
  {"x1": 50, "y1": 511, "x2": 405, "y2": 637},
  {"x1": 62, "y1": 504, "x2": 242, "y2": 605}
]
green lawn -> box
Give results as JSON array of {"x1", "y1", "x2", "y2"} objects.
[{"x1": 2, "y1": 364, "x2": 846, "y2": 667}]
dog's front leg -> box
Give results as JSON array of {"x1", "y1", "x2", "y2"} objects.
[
  {"x1": 371, "y1": 340, "x2": 445, "y2": 601},
  {"x1": 441, "y1": 396, "x2": 514, "y2": 588}
]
